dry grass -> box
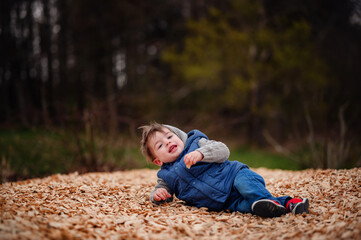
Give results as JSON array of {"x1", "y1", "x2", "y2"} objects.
[{"x1": 1, "y1": 168, "x2": 360, "y2": 239}]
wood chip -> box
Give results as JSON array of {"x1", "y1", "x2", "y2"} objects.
[{"x1": 1, "y1": 168, "x2": 360, "y2": 239}]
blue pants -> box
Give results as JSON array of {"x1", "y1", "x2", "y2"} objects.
[{"x1": 226, "y1": 168, "x2": 291, "y2": 213}]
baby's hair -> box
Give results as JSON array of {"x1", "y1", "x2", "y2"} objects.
[{"x1": 139, "y1": 122, "x2": 170, "y2": 162}]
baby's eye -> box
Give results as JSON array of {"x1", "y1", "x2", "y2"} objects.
[
  {"x1": 168, "y1": 135, "x2": 173, "y2": 139},
  {"x1": 158, "y1": 144, "x2": 163, "y2": 149}
]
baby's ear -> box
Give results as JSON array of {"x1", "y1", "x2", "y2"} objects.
[{"x1": 153, "y1": 158, "x2": 163, "y2": 166}]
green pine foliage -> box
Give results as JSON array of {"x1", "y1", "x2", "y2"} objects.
[{"x1": 162, "y1": 1, "x2": 329, "y2": 125}]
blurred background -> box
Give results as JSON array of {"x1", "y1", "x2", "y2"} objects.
[{"x1": 1, "y1": 0, "x2": 361, "y2": 182}]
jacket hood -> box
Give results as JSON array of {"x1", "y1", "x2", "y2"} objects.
[{"x1": 164, "y1": 124, "x2": 188, "y2": 144}]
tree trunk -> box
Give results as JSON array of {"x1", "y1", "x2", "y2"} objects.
[{"x1": 42, "y1": 0, "x2": 54, "y2": 126}]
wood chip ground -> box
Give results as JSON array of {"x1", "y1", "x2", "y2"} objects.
[{"x1": 1, "y1": 168, "x2": 360, "y2": 239}]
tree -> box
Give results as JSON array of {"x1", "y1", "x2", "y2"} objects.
[{"x1": 162, "y1": 0, "x2": 329, "y2": 144}]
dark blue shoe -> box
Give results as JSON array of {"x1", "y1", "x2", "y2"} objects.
[
  {"x1": 286, "y1": 198, "x2": 309, "y2": 214},
  {"x1": 251, "y1": 199, "x2": 288, "y2": 218}
]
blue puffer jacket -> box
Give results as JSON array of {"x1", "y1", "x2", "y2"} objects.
[{"x1": 157, "y1": 130, "x2": 245, "y2": 211}]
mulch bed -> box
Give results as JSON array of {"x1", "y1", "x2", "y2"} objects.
[{"x1": 1, "y1": 168, "x2": 360, "y2": 239}]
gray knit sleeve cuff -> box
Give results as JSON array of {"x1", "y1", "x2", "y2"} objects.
[{"x1": 197, "y1": 138, "x2": 230, "y2": 163}]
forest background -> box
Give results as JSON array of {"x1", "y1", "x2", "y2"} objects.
[{"x1": 1, "y1": 0, "x2": 361, "y2": 182}]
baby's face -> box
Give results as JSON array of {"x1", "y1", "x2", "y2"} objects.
[{"x1": 148, "y1": 128, "x2": 184, "y2": 165}]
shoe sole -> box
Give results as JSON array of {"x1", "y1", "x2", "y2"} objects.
[
  {"x1": 293, "y1": 198, "x2": 310, "y2": 214},
  {"x1": 252, "y1": 199, "x2": 288, "y2": 218}
]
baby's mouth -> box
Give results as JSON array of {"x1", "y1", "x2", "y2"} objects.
[{"x1": 169, "y1": 145, "x2": 177, "y2": 153}]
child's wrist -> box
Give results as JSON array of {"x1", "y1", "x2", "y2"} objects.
[{"x1": 196, "y1": 150, "x2": 204, "y2": 160}]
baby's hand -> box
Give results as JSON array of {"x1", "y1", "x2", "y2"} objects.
[
  {"x1": 153, "y1": 188, "x2": 172, "y2": 202},
  {"x1": 184, "y1": 150, "x2": 203, "y2": 169}
]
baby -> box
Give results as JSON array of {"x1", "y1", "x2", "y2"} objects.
[{"x1": 140, "y1": 122, "x2": 309, "y2": 217}]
